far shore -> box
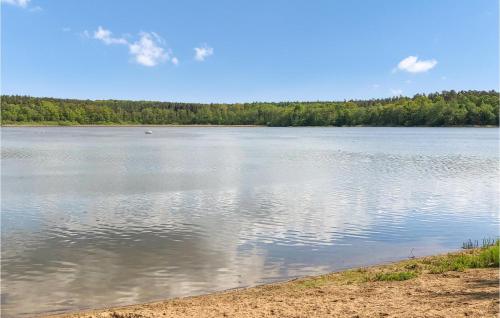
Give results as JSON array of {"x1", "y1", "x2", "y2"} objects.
[
  {"x1": 2, "y1": 123, "x2": 499, "y2": 128},
  {"x1": 1, "y1": 123, "x2": 265, "y2": 128},
  {"x1": 44, "y1": 247, "x2": 499, "y2": 318}
]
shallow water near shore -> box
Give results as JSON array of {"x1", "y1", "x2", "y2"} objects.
[{"x1": 1, "y1": 127, "x2": 499, "y2": 317}]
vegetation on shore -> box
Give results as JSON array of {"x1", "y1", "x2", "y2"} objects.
[
  {"x1": 311, "y1": 238, "x2": 500, "y2": 286},
  {"x1": 1, "y1": 90, "x2": 498, "y2": 126}
]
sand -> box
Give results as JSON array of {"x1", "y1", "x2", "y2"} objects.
[{"x1": 45, "y1": 263, "x2": 498, "y2": 318}]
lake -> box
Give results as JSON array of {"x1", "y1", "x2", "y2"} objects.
[{"x1": 1, "y1": 127, "x2": 498, "y2": 317}]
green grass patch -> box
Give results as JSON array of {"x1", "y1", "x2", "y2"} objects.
[
  {"x1": 427, "y1": 240, "x2": 499, "y2": 274},
  {"x1": 294, "y1": 238, "x2": 498, "y2": 289},
  {"x1": 336, "y1": 268, "x2": 370, "y2": 284},
  {"x1": 295, "y1": 276, "x2": 329, "y2": 289},
  {"x1": 462, "y1": 238, "x2": 499, "y2": 249},
  {"x1": 371, "y1": 271, "x2": 418, "y2": 281}
]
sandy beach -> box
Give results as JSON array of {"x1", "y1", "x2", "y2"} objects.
[{"x1": 44, "y1": 250, "x2": 499, "y2": 318}]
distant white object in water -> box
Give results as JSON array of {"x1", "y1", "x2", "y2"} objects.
[{"x1": 145, "y1": 130, "x2": 153, "y2": 134}]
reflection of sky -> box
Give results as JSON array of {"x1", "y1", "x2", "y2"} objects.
[{"x1": 1, "y1": 127, "x2": 499, "y2": 317}]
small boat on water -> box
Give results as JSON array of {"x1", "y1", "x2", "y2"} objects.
[{"x1": 145, "y1": 130, "x2": 153, "y2": 134}]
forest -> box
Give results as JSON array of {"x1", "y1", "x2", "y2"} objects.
[{"x1": 1, "y1": 90, "x2": 498, "y2": 126}]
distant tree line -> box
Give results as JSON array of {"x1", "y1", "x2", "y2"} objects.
[{"x1": 1, "y1": 90, "x2": 498, "y2": 126}]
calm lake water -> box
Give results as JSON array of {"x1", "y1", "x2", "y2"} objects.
[{"x1": 1, "y1": 127, "x2": 499, "y2": 317}]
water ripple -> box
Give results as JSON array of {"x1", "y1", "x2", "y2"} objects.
[{"x1": 1, "y1": 127, "x2": 498, "y2": 317}]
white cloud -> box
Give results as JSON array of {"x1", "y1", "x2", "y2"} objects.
[
  {"x1": 194, "y1": 45, "x2": 214, "y2": 61},
  {"x1": 62, "y1": 27, "x2": 71, "y2": 32},
  {"x1": 396, "y1": 56, "x2": 437, "y2": 73},
  {"x1": 391, "y1": 89, "x2": 403, "y2": 96},
  {"x1": 372, "y1": 84, "x2": 380, "y2": 89},
  {"x1": 129, "y1": 32, "x2": 168, "y2": 67},
  {"x1": 91, "y1": 27, "x2": 178, "y2": 67},
  {"x1": 1, "y1": 0, "x2": 30, "y2": 7},
  {"x1": 94, "y1": 26, "x2": 128, "y2": 45}
]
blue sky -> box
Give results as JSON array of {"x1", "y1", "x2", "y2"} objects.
[{"x1": 1, "y1": 0, "x2": 498, "y2": 102}]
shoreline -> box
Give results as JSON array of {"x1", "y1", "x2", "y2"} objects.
[
  {"x1": 2, "y1": 124, "x2": 499, "y2": 128},
  {"x1": 43, "y1": 248, "x2": 499, "y2": 318},
  {"x1": 0, "y1": 124, "x2": 265, "y2": 128}
]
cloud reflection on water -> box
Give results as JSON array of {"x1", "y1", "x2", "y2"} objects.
[{"x1": 1, "y1": 127, "x2": 498, "y2": 317}]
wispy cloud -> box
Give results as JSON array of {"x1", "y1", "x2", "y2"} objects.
[
  {"x1": 91, "y1": 26, "x2": 177, "y2": 67},
  {"x1": 396, "y1": 56, "x2": 437, "y2": 73},
  {"x1": 94, "y1": 26, "x2": 128, "y2": 45},
  {"x1": 1, "y1": 0, "x2": 40, "y2": 11},
  {"x1": 194, "y1": 45, "x2": 214, "y2": 61},
  {"x1": 81, "y1": 30, "x2": 91, "y2": 38},
  {"x1": 1, "y1": 0, "x2": 30, "y2": 7}
]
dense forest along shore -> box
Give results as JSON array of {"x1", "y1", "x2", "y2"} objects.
[{"x1": 2, "y1": 90, "x2": 498, "y2": 127}]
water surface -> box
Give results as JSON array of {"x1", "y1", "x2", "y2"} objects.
[{"x1": 1, "y1": 127, "x2": 498, "y2": 317}]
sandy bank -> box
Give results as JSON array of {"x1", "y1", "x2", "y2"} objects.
[{"x1": 44, "y1": 250, "x2": 499, "y2": 318}]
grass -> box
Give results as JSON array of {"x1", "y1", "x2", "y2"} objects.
[
  {"x1": 462, "y1": 238, "x2": 498, "y2": 249},
  {"x1": 296, "y1": 277, "x2": 329, "y2": 288},
  {"x1": 411, "y1": 239, "x2": 499, "y2": 275},
  {"x1": 425, "y1": 241, "x2": 499, "y2": 274},
  {"x1": 296, "y1": 238, "x2": 499, "y2": 288},
  {"x1": 372, "y1": 271, "x2": 418, "y2": 281}
]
